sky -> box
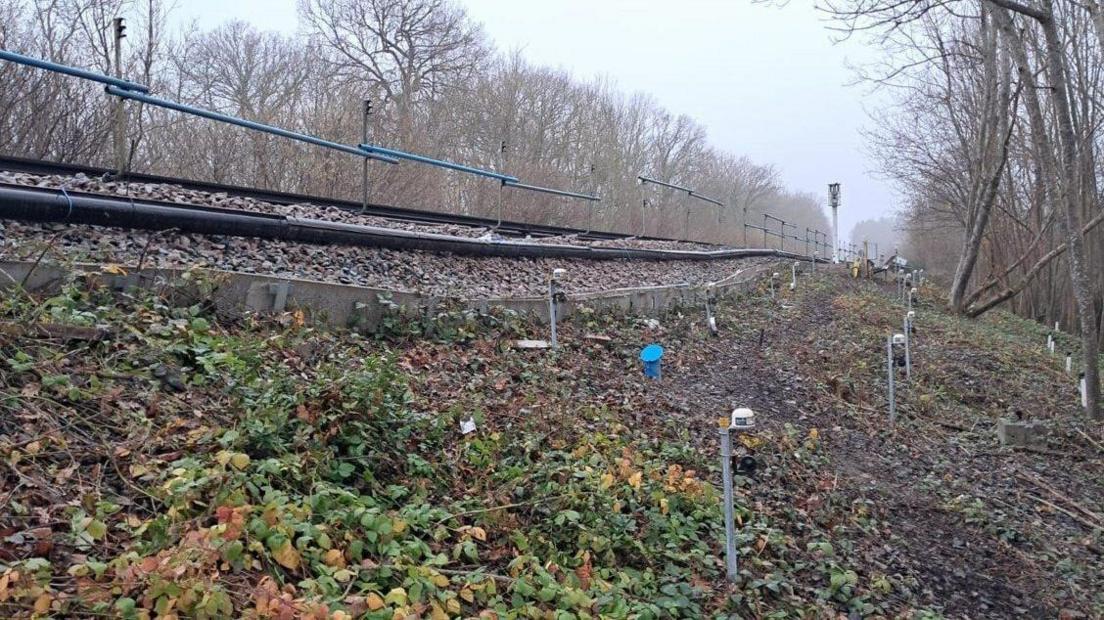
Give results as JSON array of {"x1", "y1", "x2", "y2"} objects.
[{"x1": 173, "y1": 0, "x2": 898, "y2": 238}]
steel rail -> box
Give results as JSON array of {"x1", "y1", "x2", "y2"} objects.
[{"x1": 0, "y1": 184, "x2": 826, "y2": 263}]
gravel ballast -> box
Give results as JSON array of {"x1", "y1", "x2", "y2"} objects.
[{"x1": 0, "y1": 171, "x2": 771, "y2": 298}]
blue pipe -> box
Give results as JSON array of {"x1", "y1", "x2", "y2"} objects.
[
  {"x1": 0, "y1": 49, "x2": 149, "y2": 93},
  {"x1": 638, "y1": 175, "x2": 692, "y2": 193},
  {"x1": 106, "y1": 86, "x2": 398, "y2": 164},
  {"x1": 359, "y1": 143, "x2": 516, "y2": 182},
  {"x1": 689, "y1": 191, "x2": 724, "y2": 207},
  {"x1": 503, "y1": 180, "x2": 599, "y2": 202}
]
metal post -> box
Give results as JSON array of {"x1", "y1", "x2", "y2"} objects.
[
  {"x1": 549, "y1": 280, "x2": 558, "y2": 349},
  {"x1": 719, "y1": 426, "x2": 737, "y2": 582},
  {"x1": 762, "y1": 214, "x2": 768, "y2": 247},
  {"x1": 112, "y1": 17, "x2": 127, "y2": 175},
  {"x1": 640, "y1": 181, "x2": 647, "y2": 237},
  {"x1": 904, "y1": 315, "x2": 912, "y2": 380},
  {"x1": 496, "y1": 140, "x2": 507, "y2": 228},
  {"x1": 829, "y1": 183, "x2": 841, "y2": 262},
  {"x1": 586, "y1": 163, "x2": 596, "y2": 234},
  {"x1": 683, "y1": 192, "x2": 691, "y2": 241},
  {"x1": 361, "y1": 98, "x2": 371, "y2": 212},
  {"x1": 742, "y1": 207, "x2": 748, "y2": 247},
  {"x1": 886, "y1": 334, "x2": 896, "y2": 426},
  {"x1": 779, "y1": 219, "x2": 785, "y2": 252}
]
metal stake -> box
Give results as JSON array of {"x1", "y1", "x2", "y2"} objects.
[
  {"x1": 886, "y1": 334, "x2": 896, "y2": 426},
  {"x1": 904, "y1": 315, "x2": 912, "y2": 380},
  {"x1": 719, "y1": 426, "x2": 737, "y2": 582},
  {"x1": 549, "y1": 281, "x2": 558, "y2": 349}
]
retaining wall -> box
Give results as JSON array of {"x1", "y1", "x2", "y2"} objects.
[{"x1": 0, "y1": 259, "x2": 793, "y2": 330}]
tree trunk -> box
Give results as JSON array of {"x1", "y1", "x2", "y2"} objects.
[{"x1": 1037, "y1": 2, "x2": 1101, "y2": 419}]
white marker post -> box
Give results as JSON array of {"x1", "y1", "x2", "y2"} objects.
[
  {"x1": 770, "y1": 272, "x2": 779, "y2": 300},
  {"x1": 1066, "y1": 353, "x2": 1072, "y2": 374},
  {"x1": 790, "y1": 262, "x2": 798, "y2": 291},
  {"x1": 720, "y1": 408, "x2": 755, "y2": 583},
  {"x1": 549, "y1": 268, "x2": 566, "y2": 349},
  {"x1": 1081, "y1": 373, "x2": 1088, "y2": 409},
  {"x1": 1047, "y1": 334, "x2": 1054, "y2": 355},
  {"x1": 705, "y1": 283, "x2": 718, "y2": 335}
]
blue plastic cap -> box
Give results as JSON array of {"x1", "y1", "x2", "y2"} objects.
[{"x1": 640, "y1": 343, "x2": 664, "y2": 363}]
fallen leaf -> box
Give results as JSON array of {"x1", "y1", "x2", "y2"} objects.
[{"x1": 272, "y1": 541, "x2": 300, "y2": 571}]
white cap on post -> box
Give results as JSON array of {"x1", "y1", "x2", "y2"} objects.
[{"x1": 730, "y1": 407, "x2": 755, "y2": 431}]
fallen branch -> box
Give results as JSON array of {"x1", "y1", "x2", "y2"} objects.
[
  {"x1": 1015, "y1": 470, "x2": 1103, "y2": 524},
  {"x1": 1024, "y1": 493, "x2": 1104, "y2": 531},
  {"x1": 1074, "y1": 428, "x2": 1104, "y2": 455}
]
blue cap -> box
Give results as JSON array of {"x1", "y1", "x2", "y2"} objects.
[{"x1": 640, "y1": 343, "x2": 664, "y2": 363}]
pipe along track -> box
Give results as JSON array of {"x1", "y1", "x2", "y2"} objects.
[
  {"x1": 0, "y1": 155, "x2": 647, "y2": 243},
  {"x1": 0, "y1": 183, "x2": 823, "y2": 263}
]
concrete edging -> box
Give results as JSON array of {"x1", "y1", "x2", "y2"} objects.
[{"x1": 0, "y1": 260, "x2": 783, "y2": 330}]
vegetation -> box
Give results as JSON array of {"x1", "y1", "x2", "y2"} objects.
[{"x1": 2, "y1": 267, "x2": 1102, "y2": 618}]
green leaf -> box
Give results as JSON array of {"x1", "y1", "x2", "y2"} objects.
[{"x1": 86, "y1": 519, "x2": 107, "y2": 541}]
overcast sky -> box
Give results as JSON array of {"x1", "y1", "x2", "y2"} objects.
[{"x1": 175, "y1": 0, "x2": 897, "y2": 238}]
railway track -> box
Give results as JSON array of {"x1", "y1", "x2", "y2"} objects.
[
  {"x1": 0, "y1": 155, "x2": 678, "y2": 244},
  {"x1": 0, "y1": 182, "x2": 802, "y2": 262},
  {"x1": 0, "y1": 155, "x2": 822, "y2": 298}
]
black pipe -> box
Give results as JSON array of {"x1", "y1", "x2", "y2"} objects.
[
  {"x1": 0, "y1": 155, "x2": 652, "y2": 242},
  {"x1": 0, "y1": 184, "x2": 825, "y2": 263}
]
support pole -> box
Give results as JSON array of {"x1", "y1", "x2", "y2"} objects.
[
  {"x1": 829, "y1": 183, "x2": 841, "y2": 262},
  {"x1": 887, "y1": 334, "x2": 896, "y2": 426},
  {"x1": 683, "y1": 192, "x2": 691, "y2": 241},
  {"x1": 719, "y1": 426, "x2": 737, "y2": 582},
  {"x1": 112, "y1": 17, "x2": 127, "y2": 175},
  {"x1": 496, "y1": 140, "x2": 507, "y2": 228},
  {"x1": 361, "y1": 98, "x2": 371, "y2": 213}
]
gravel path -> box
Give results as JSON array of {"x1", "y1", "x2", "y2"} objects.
[{"x1": 0, "y1": 220, "x2": 766, "y2": 298}]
